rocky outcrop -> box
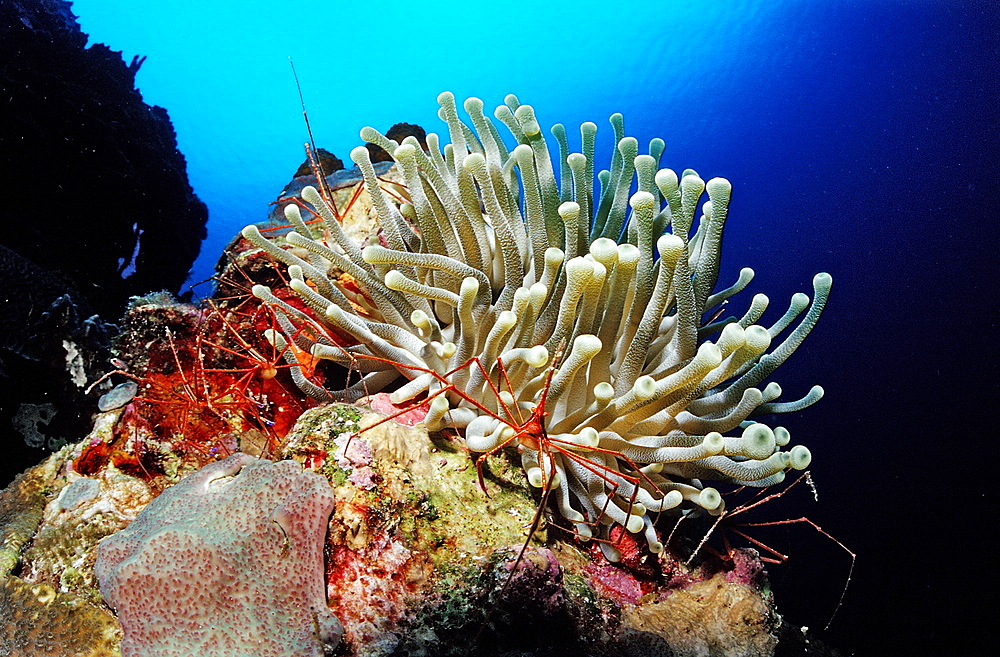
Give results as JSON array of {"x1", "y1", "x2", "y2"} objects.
[
  {"x1": 0, "y1": 0, "x2": 207, "y2": 319},
  {"x1": 0, "y1": 0, "x2": 207, "y2": 483}
]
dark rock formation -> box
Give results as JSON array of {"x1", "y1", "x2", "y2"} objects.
[
  {"x1": 292, "y1": 148, "x2": 344, "y2": 178},
  {"x1": 0, "y1": 245, "x2": 114, "y2": 488},
  {"x1": 0, "y1": 0, "x2": 208, "y2": 321},
  {"x1": 0, "y1": 0, "x2": 208, "y2": 486},
  {"x1": 365, "y1": 121, "x2": 428, "y2": 162}
]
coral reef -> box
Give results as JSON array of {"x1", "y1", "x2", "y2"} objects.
[
  {"x1": 624, "y1": 574, "x2": 778, "y2": 657},
  {"x1": 71, "y1": 293, "x2": 313, "y2": 482},
  {"x1": 0, "y1": 92, "x2": 841, "y2": 657},
  {"x1": 0, "y1": 442, "x2": 124, "y2": 656},
  {"x1": 242, "y1": 92, "x2": 831, "y2": 559},
  {"x1": 0, "y1": 386, "x2": 839, "y2": 657},
  {"x1": 0, "y1": 244, "x2": 115, "y2": 483},
  {"x1": 277, "y1": 402, "x2": 785, "y2": 656},
  {"x1": 0, "y1": 461, "x2": 51, "y2": 577},
  {"x1": 94, "y1": 453, "x2": 341, "y2": 657},
  {"x1": 0, "y1": 577, "x2": 120, "y2": 657},
  {"x1": 11, "y1": 413, "x2": 155, "y2": 609}
]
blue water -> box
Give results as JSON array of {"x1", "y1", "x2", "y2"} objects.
[{"x1": 72, "y1": 1, "x2": 998, "y2": 655}]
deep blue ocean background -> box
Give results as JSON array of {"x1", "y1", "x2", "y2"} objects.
[{"x1": 50, "y1": 0, "x2": 1000, "y2": 654}]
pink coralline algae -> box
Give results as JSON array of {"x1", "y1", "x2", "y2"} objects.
[
  {"x1": 93, "y1": 453, "x2": 342, "y2": 657},
  {"x1": 334, "y1": 432, "x2": 378, "y2": 489}
]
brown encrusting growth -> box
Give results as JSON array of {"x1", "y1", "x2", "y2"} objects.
[{"x1": 0, "y1": 577, "x2": 120, "y2": 657}]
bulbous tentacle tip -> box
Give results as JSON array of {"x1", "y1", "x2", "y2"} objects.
[
  {"x1": 629, "y1": 190, "x2": 656, "y2": 211},
  {"x1": 300, "y1": 185, "x2": 321, "y2": 205},
  {"x1": 463, "y1": 96, "x2": 484, "y2": 113},
  {"x1": 655, "y1": 168, "x2": 679, "y2": 188},
  {"x1": 567, "y1": 152, "x2": 587, "y2": 169},
  {"x1": 460, "y1": 276, "x2": 479, "y2": 296},
  {"x1": 558, "y1": 201, "x2": 581, "y2": 218},
  {"x1": 681, "y1": 172, "x2": 706, "y2": 189},
  {"x1": 789, "y1": 445, "x2": 812, "y2": 470},
  {"x1": 698, "y1": 487, "x2": 723, "y2": 512},
  {"x1": 704, "y1": 432, "x2": 725, "y2": 455},
  {"x1": 633, "y1": 375, "x2": 657, "y2": 400},
  {"x1": 706, "y1": 176, "x2": 733, "y2": 197},
  {"x1": 617, "y1": 136, "x2": 638, "y2": 154},
  {"x1": 358, "y1": 126, "x2": 380, "y2": 143},
  {"x1": 625, "y1": 514, "x2": 645, "y2": 533},
  {"x1": 350, "y1": 145, "x2": 371, "y2": 165},
  {"x1": 394, "y1": 143, "x2": 417, "y2": 160}
]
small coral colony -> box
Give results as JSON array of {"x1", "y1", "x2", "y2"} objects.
[{"x1": 89, "y1": 91, "x2": 831, "y2": 559}]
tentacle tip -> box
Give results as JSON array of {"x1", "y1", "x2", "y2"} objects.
[
  {"x1": 463, "y1": 96, "x2": 484, "y2": 112},
  {"x1": 706, "y1": 177, "x2": 733, "y2": 197},
  {"x1": 789, "y1": 445, "x2": 812, "y2": 470},
  {"x1": 350, "y1": 145, "x2": 372, "y2": 163}
]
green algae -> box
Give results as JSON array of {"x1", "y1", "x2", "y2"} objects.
[{"x1": 279, "y1": 402, "x2": 361, "y2": 486}]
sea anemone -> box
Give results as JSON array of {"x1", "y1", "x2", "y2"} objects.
[{"x1": 241, "y1": 92, "x2": 831, "y2": 560}]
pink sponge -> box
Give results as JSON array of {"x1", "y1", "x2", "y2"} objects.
[{"x1": 95, "y1": 453, "x2": 341, "y2": 656}]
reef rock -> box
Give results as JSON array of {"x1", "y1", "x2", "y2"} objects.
[
  {"x1": 0, "y1": 399, "x2": 845, "y2": 657},
  {"x1": 276, "y1": 403, "x2": 785, "y2": 657},
  {"x1": 0, "y1": 444, "x2": 123, "y2": 656},
  {"x1": 0, "y1": 0, "x2": 207, "y2": 318},
  {"x1": 94, "y1": 454, "x2": 341, "y2": 657},
  {"x1": 0, "y1": 577, "x2": 120, "y2": 657},
  {"x1": 0, "y1": 0, "x2": 208, "y2": 485}
]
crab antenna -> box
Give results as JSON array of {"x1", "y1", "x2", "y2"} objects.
[
  {"x1": 289, "y1": 57, "x2": 318, "y2": 157},
  {"x1": 289, "y1": 57, "x2": 334, "y2": 205}
]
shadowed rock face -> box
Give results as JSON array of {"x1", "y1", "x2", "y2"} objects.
[
  {"x1": 0, "y1": 244, "x2": 114, "y2": 484},
  {"x1": 0, "y1": 0, "x2": 207, "y2": 482},
  {"x1": 0, "y1": 0, "x2": 207, "y2": 321}
]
